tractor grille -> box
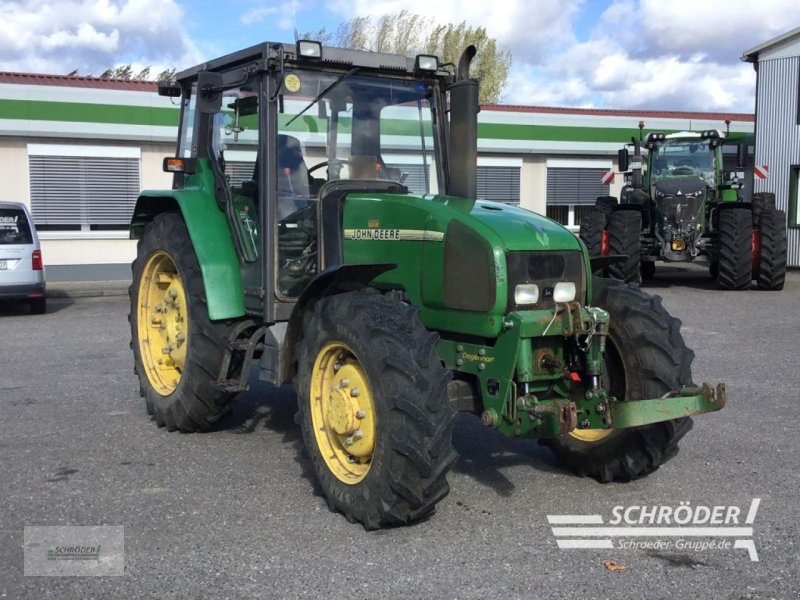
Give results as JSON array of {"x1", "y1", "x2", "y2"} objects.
[
  {"x1": 659, "y1": 196, "x2": 703, "y2": 229},
  {"x1": 506, "y1": 251, "x2": 585, "y2": 312}
]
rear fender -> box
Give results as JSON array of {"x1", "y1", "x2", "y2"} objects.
[{"x1": 130, "y1": 188, "x2": 245, "y2": 321}]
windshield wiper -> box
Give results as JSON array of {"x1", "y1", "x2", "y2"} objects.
[{"x1": 286, "y1": 67, "x2": 359, "y2": 127}]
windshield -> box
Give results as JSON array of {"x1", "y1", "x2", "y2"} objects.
[
  {"x1": 651, "y1": 139, "x2": 715, "y2": 185},
  {"x1": 278, "y1": 69, "x2": 437, "y2": 197},
  {"x1": 0, "y1": 208, "x2": 33, "y2": 245}
]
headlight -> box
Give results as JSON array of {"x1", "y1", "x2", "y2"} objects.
[
  {"x1": 415, "y1": 54, "x2": 439, "y2": 71},
  {"x1": 297, "y1": 40, "x2": 322, "y2": 59},
  {"x1": 553, "y1": 282, "x2": 576, "y2": 303},
  {"x1": 514, "y1": 284, "x2": 539, "y2": 305}
]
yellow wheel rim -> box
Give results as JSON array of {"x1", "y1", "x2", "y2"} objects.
[
  {"x1": 309, "y1": 342, "x2": 377, "y2": 484},
  {"x1": 137, "y1": 250, "x2": 189, "y2": 396},
  {"x1": 569, "y1": 428, "x2": 613, "y2": 443}
]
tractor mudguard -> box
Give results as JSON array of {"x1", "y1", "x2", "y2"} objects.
[
  {"x1": 279, "y1": 263, "x2": 397, "y2": 384},
  {"x1": 614, "y1": 202, "x2": 645, "y2": 212},
  {"x1": 130, "y1": 189, "x2": 246, "y2": 321},
  {"x1": 589, "y1": 254, "x2": 627, "y2": 272}
]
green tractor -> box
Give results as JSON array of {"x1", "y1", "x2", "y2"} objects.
[
  {"x1": 580, "y1": 130, "x2": 787, "y2": 289},
  {"x1": 129, "y1": 40, "x2": 725, "y2": 529}
]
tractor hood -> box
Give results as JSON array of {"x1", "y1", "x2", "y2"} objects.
[
  {"x1": 654, "y1": 177, "x2": 706, "y2": 198},
  {"x1": 445, "y1": 198, "x2": 581, "y2": 253}
]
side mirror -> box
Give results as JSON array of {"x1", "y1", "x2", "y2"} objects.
[
  {"x1": 158, "y1": 81, "x2": 182, "y2": 97},
  {"x1": 617, "y1": 148, "x2": 629, "y2": 172},
  {"x1": 737, "y1": 143, "x2": 748, "y2": 169},
  {"x1": 197, "y1": 71, "x2": 223, "y2": 114}
]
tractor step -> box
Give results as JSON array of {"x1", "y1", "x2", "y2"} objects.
[{"x1": 215, "y1": 320, "x2": 267, "y2": 394}]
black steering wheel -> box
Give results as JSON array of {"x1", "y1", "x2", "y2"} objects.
[
  {"x1": 671, "y1": 165, "x2": 696, "y2": 175},
  {"x1": 307, "y1": 158, "x2": 350, "y2": 176}
]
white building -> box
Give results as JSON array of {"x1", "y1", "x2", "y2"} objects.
[
  {"x1": 0, "y1": 72, "x2": 755, "y2": 280},
  {"x1": 743, "y1": 26, "x2": 800, "y2": 267}
]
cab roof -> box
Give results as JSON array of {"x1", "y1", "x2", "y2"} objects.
[{"x1": 176, "y1": 41, "x2": 451, "y2": 83}]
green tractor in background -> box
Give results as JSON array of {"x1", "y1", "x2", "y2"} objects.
[
  {"x1": 129, "y1": 40, "x2": 726, "y2": 529},
  {"x1": 580, "y1": 130, "x2": 787, "y2": 289}
]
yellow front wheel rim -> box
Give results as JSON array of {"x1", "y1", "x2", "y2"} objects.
[
  {"x1": 569, "y1": 428, "x2": 613, "y2": 443},
  {"x1": 137, "y1": 251, "x2": 189, "y2": 396},
  {"x1": 309, "y1": 342, "x2": 377, "y2": 484}
]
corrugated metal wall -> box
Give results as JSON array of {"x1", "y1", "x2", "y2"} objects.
[{"x1": 753, "y1": 55, "x2": 800, "y2": 267}]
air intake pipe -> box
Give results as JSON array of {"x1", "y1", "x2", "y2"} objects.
[{"x1": 448, "y1": 45, "x2": 479, "y2": 200}]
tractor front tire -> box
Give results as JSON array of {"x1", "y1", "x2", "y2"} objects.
[
  {"x1": 130, "y1": 212, "x2": 241, "y2": 432},
  {"x1": 296, "y1": 289, "x2": 457, "y2": 529},
  {"x1": 542, "y1": 277, "x2": 694, "y2": 482},
  {"x1": 607, "y1": 210, "x2": 642, "y2": 284},
  {"x1": 579, "y1": 209, "x2": 606, "y2": 275},
  {"x1": 717, "y1": 208, "x2": 753, "y2": 290},
  {"x1": 756, "y1": 208, "x2": 787, "y2": 290}
]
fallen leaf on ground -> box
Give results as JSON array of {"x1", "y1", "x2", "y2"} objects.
[{"x1": 603, "y1": 560, "x2": 627, "y2": 572}]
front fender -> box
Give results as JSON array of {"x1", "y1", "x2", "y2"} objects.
[
  {"x1": 130, "y1": 166, "x2": 245, "y2": 321},
  {"x1": 279, "y1": 263, "x2": 397, "y2": 384}
]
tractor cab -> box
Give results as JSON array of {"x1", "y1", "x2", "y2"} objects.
[{"x1": 153, "y1": 41, "x2": 471, "y2": 320}]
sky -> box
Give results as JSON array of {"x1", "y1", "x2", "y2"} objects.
[{"x1": 0, "y1": 0, "x2": 798, "y2": 113}]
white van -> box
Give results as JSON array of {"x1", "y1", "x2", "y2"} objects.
[{"x1": 0, "y1": 201, "x2": 46, "y2": 314}]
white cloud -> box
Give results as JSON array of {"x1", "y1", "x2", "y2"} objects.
[
  {"x1": 241, "y1": 6, "x2": 279, "y2": 26},
  {"x1": 0, "y1": 0, "x2": 202, "y2": 76},
  {"x1": 326, "y1": 0, "x2": 583, "y2": 61},
  {"x1": 637, "y1": 0, "x2": 800, "y2": 60},
  {"x1": 241, "y1": 0, "x2": 300, "y2": 31},
  {"x1": 500, "y1": 0, "x2": 794, "y2": 112},
  {"x1": 324, "y1": 0, "x2": 781, "y2": 111}
]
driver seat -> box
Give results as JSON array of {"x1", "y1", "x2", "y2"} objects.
[{"x1": 277, "y1": 134, "x2": 310, "y2": 198}]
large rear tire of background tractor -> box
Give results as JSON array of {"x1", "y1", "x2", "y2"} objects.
[
  {"x1": 755, "y1": 208, "x2": 787, "y2": 291},
  {"x1": 595, "y1": 195, "x2": 618, "y2": 215},
  {"x1": 542, "y1": 277, "x2": 694, "y2": 482},
  {"x1": 717, "y1": 208, "x2": 753, "y2": 290},
  {"x1": 130, "y1": 212, "x2": 241, "y2": 432},
  {"x1": 579, "y1": 209, "x2": 606, "y2": 275},
  {"x1": 607, "y1": 210, "x2": 642, "y2": 284},
  {"x1": 296, "y1": 289, "x2": 457, "y2": 530},
  {"x1": 751, "y1": 192, "x2": 776, "y2": 225}
]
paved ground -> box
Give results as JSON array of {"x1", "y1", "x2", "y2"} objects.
[{"x1": 1, "y1": 264, "x2": 798, "y2": 599}]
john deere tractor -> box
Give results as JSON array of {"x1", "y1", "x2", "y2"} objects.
[
  {"x1": 129, "y1": 40, "x2": 725, "y2": 529},
  {"x1": 580, "y1": 130, "x2": 787, "y2": 289}
]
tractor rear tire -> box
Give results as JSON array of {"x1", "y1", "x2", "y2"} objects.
[
  {"x1": 579, "y1": 209, "x2": 606, "y2": 275},
  {"x1": 595, "y1": 195, "x2": 618, "y2": 215},
  {"x1": 756, "y1": 208, "x2": 787, "y2": 290},
  {"x1": 751, "y1": 192, "x2": 776, "y2": 225},
  {"x1": 717, "y1": 208, "x2": 753, "y2": 290},
  {"x1": 296, "y1": 289, "x2": 457, "y2": 530},
  {"x1": 542, "y1": 277, "x2": 694, "y2": 482},
  {"x1": 607, "y1": 210, "x2": 642, "y2": 284},
  {"x1": 130, "y1": 212, "x2": 241, "y2": 431}
]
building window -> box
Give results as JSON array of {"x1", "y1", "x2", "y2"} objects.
[
  {"x1": 546, "y1": 161, "x2": 611, "y2": 227},
  {"x1": 477, "y1": 165, "x2": 521, "y2": 204},
  {"x1": 225, "y1": 160, "x2": 257, "y2": 187},
  {"x1": 790, "y1": 165, "x2": 800, "y2": 228},
  {"x1": 28, "y1": 145, "x2": 141, "y2": 230},
  {"x1": 385, "y1": 163, "x2": 430, "y2": 195}
]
